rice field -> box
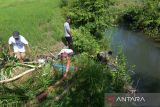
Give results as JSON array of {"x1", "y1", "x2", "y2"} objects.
[{"x1": 0, "y1": 0, "x2": 64, "y2": 49}]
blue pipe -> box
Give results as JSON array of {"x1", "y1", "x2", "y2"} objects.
[{"x1": 53, "y1": 64, "x2": 75, "y2": 72}]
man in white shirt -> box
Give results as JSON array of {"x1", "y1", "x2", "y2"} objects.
[
  {"x1": 64, "y1": 17, "x2": 73, "y2": 49},
  {"x1": 8, "y1": 31, "x2": 31, "y2": 63}
]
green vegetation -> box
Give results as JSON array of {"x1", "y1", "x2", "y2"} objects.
[
  {"x1": 64, "y1": 0, "x2": 115, "y2": 39},
  {"x1": 72, "y1": 28, "x2": 100, "y2": 54},
  {"x1": 0, "y1": 0, "x2": 64, "y2": 106},
  {"x1": 0, "y1": 63, "x2": 56, "y2": 106},
  {"x1": 62, "y1": 0, "x2": 117, "y2": 53},
  {"x1": 0, "y1": 0, "x2": 64, "y2": 50},
  {"x1": 52, "y1": 0, "x2": 132, "y2": 106},
  {"x1": 0, "y1": 0, "x2": 136, "y2": 106},
  {"x1": 53, "y1": 54, "x2": 114, "y2": 107},
  {"x1": 121, "y1": 0, "x2": 160, "y2": 41},
  {"x1": 37, "y1": 52, "x2": 131, "y2": 107}
]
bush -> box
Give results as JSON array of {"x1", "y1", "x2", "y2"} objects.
[
  {"x1": 66, "y1": 0, "x2": 113, "y2": 39},
  {"x1": 60, "y1": 0, "x2": 68, "y2": 7},
  {"x1": 72, "y1": 28, "x2": 100, "y2": 54},
  {"x1": 54, "y1": 52, "x2": 131, "y2": 107},
  {"x1": 111, "y1": 50, "x2": 131, "y2": 92},
  {"x1": 58, "y1": 53, "x2": 112, "y2": 107},
  {"x1": 121, "y1": 0, "x2": 160, "y2": 39}
]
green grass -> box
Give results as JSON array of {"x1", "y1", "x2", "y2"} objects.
[{"x1": 0, "y1": 0, "x2": 64, "y2": 50}]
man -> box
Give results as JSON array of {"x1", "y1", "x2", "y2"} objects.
[
  {"x1": 58, "y1": 48, "x2": 73, "y2": 59},
  {"x1": 8, "y1": 31, "x2": 31, "y2": 63},
  {"x1": 97, "y1": 51, "x2": 113, "y2": 64},
  {"x1": 64, "y1": 17, "x2": 73, "y2": 49}
]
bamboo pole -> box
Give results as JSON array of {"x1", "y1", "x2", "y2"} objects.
[
  {"x1": 0, "y1": 65, "x2": 42, "y2": 84},
  {"x1": 16, "y1": 63, "x2": 37, "y2": 68},
  {"x1": 23, "y1": 61, "x2": 39, "y2": 64}
]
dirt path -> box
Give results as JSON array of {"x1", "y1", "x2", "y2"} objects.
[{"x1": 45, "y1": 42, "x2": 66, "y2": 56}]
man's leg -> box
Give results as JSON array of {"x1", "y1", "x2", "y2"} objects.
[
  {"x1": 65, "y1": 37, "x2": 69, "y2": 47},
  {"x1": 20, "y1": 52, "x2": 25, "y2": 63},
  {"x1": 67, "y1": 37, "x2": 73, "y2": 49},
  {"x1": 15, "y1": 52, "x2": 22, "y2": 62}
]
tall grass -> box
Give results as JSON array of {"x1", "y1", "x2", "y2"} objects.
[
  {"x1": 0, "y1": 0, "x2": 64, "y2": 49},
  {"x1": 0, "y1": 0, "x2": 65, "y2": 104}
]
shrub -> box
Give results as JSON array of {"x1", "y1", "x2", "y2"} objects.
[
  {"x1": 121, "y1": 0, "x2": 160, "y2": 39},
  {"x1": 58, "y1": 53, "x2": 112, "y2": 107},
  {"x1": 111, "y1": 50, "x2": 131, "y2": 92},
  {"x1": 55, "y1": 52, "x2": 131, "y2": 107},
  {"x1": 66, "y1": 0, "x2": 113, "y2": 39},
  {"x1": 72, "y1": 28, "x2": 100, "y2": 54},
  {"x1": 60, "y1": 0, "x2": 67, "y2": 7}
]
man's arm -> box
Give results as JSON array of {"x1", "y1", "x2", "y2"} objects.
[
  {"x1": 21, "y1": 36, "x2": 31, "y2": 54},
  {"x1": 67, "y1": 29, "x2": 72, "y2": 37}
]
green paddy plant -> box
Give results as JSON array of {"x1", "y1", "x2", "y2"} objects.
[
  {"x1": 0, "y1": 0, "x2": 64, "y2": 49},
  {"x1": 0, "y1": 48, "x2": 18, "y2": 80}
]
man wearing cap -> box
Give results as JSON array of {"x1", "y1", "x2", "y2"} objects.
[{"x1": 8, "y1": 31, "x2": 31, "y2": 63}]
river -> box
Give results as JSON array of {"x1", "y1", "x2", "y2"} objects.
[{"x1": 108, "y1": 27, "x2": 160, "y2": 92}]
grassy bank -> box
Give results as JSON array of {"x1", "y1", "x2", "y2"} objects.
[{"x1": 0, "y1": 0, "x2": 64, "y2": 50}]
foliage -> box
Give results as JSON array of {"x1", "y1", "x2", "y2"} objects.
[
  {"x1": 54, "y1": 52, "x2": 131, "y2": 107},
  {"x1": 121, "y1": 0, "x2": 160, "y2": 39},
  {"x1": 23, "y1": 64, "x2": 55, "y2": 98},
  {"x1": 99, "y1": 30, "x2": 113, "y2": 50},
  {"x1": 56, "y1": 53, "x2": 112, "y2": 107},
  {"x1": 64, "y1": 0, "x2": 114, "y2": 39},
  {"x1": 0, "y1": 48, "x2": 18, "y2": 80},
  {"x1": 111, "y1": 50, "x2": 131, "y2": 92},
  {"x1": 60, "y1": 0, "x2": 69, "y2": 7},
  {"x1": 0, "y1": 47, "x2": 57, "y2": 103},
  {"x1": 0, "y1": 63, "x2": 56, "y2": 101},
  {"x1": 58, "y1": 1, "x2": 132, "y2": 106},
  {"x1": 72, "y1": 28, "x2": 100, "y2": 54},
  {"x1": 0, "y1": 0, "x2": 134, "y2": 106}
]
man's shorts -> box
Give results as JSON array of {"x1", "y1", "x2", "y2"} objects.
[{"x1": 65, "y1": 36, "x2": 72, "y2": 44}]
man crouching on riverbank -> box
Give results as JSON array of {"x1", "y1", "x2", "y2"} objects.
[{"x1": 8, "y1": 31, "x2": 31, "y2": 63}]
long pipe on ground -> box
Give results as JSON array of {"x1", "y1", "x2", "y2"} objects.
[{"x1": 0, "y1": 65, "x2": 42, "y2": 84}]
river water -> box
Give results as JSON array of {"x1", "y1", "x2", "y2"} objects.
[{"x1": 108, "y1": 27, "x2": 160, "y2": 92}]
